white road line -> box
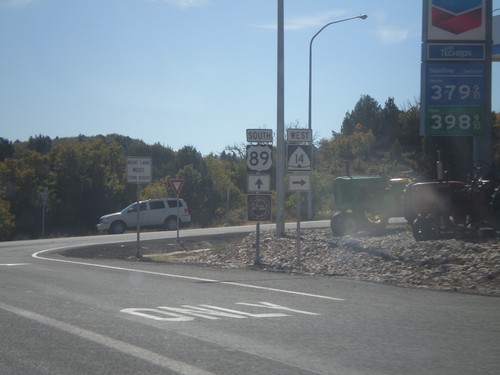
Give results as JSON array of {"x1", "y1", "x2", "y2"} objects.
[
  {"x1": 32, "y1": 247, "x2": 344, "y2": 301},
  {"x1": 0, "y1": 263, "x2": 30, "y2": 266},
  {"x1": 0, "y1": 301, "x2": 216, "y2": 375}
]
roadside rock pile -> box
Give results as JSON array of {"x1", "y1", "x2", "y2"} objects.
[{"x1": 175, "y1": 226, "x2": 500, "y2": 296}]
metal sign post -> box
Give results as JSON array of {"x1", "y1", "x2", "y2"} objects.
[
  {"x1": 126, "y1": 156, "x2": 152, "y2": 260},
  {"x1": 135, "y1": 184, "x2": 141, "y2": 259},
  {"x1": 296, "y1": 191, "x2": 301, "y2": 268},
  {"x1": 169, "y1": 179, "x2": 185, "y2": 242}
]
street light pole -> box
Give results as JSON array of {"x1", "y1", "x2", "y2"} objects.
[{"x1": 306, "y1": 14, "x2": 367, "y2": 220}]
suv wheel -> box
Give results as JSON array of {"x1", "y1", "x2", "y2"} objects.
[
  {"x1": 164, "y1": 216, "x2": 178, "y2": 231},
  {"x1": 109, "y1": 221, "x2": 126, "y2": 234}
]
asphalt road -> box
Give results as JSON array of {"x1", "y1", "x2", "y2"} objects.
[{"x1": 1, "y1": 223, "x2": 499, "y2": 375}]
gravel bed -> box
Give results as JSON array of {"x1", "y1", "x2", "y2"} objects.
[{"x1": 167, "y1": 225, "x2": 500, "y2": 296}]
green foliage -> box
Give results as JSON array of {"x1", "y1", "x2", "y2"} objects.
[
  {"x1": 0, "y1": 137, "x2": 14, "y2": 161},
  {"x1": 0, "y1": 102, "x2": 498, "y2": 240},
  {"x1": 0, "y1": 150, "x2": 49, "y2": 238},
  {"x1": 0, "y1": 194, "x2": 15, "y2": 240}
]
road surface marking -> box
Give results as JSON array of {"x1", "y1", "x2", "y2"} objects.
[
  {"x1": 32, "y1": 247, "x2": 344, "y2": 301},
  {"x1": 0, "y1": 301, "x2": 217, "y2": 375},
  {"x1": 0, "y1": 263, "x2": 30, "y2": 266},
  {"x1": 121, "y1": 301, "x2": 320, "y2": 322}
]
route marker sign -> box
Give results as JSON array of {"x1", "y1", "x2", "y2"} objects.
[
  {"x1": 246, "y1": 145, "x2": 272, "y2": 172},
  {"x1": 287, "y1": 145, "x2": 312, "y2": 171}
]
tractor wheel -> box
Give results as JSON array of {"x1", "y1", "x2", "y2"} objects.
[
  {"x1": 425, "y1": 218, "x2": 440, "y2": 240},
  {"x1": 330, "y1": 212, "x2": 359, "y2": 237},
  {"x1": 364, "y1": 210, "x2": 388, "y2": 232},
  {"x1": 412, "y1": 217, "x2": 440, "y2": 241}
]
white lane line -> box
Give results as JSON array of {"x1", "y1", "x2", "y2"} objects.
[
  {"x1": 32, "y1": 247, "x2": 344, "y2": 301},
  {"x1": 0, "y1": 301, "x2": 216, "y2": 375},
  {"x1": 0, "y1": 263, "x2": 30, "y2": 266}
]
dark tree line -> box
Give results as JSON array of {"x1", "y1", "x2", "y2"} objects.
[{"x1": 1, "y1": 96, "x2": 499, "y2": 240}]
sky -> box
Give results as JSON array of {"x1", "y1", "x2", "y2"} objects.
[{"x1": 1, "y1": 0, "x2": 500, "y2": 156}]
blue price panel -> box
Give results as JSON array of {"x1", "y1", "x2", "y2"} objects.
[{"x1": 425, "y1": 63, "x2": 484, "y2": 106}]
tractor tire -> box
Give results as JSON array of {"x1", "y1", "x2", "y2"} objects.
[
  {"x1": 330, "y1": 212, "x2": 359, "y2": 237},
  {"x1": 364, "y1": 210, "x2": 388, "y2": 232},
  {"x1": 412, "y1": 217, "x2": 440, "y2": 241}
]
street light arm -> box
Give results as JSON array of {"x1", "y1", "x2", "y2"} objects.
[
  {"x1": 307, "y1": 14, "x2": 367, "y2": 129},
  {"x1": 309, "y1": 14, "x2": 368, "y2": 50}
]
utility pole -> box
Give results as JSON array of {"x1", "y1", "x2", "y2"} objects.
[{"x1": 276, "y1": 0, "x2": 286, "y2": 236}]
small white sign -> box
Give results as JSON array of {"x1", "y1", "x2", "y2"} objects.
[
  {"x1": 246, "y1": 129, "x2": 273, "y2": 143},
  {"x1": 287, "y1": 129, "x2": 312, "y2": 143},
  {"x1": 289, "y1": 175, "x2": 310, "y2": 191},
  {"x1": 127, "y1": 157, "x2": 152, "y2": 183},
  {"x1": 248, "y1": 174, "x2": 271, "y2": 192}
]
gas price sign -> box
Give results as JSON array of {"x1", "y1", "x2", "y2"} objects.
[{"x1": 423, "y1": 63, "x2": 484, "y2": 136}]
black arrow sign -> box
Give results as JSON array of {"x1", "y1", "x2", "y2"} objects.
[
  {"x1": 292, "y1": 179, "x2": 306, "y2": 186},
  {"x1": 255, "y1": 178, "x2": 263, "y2": 189}
]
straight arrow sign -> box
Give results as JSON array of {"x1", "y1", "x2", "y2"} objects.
[{"x1": 248, "y1": 175, "x2": 271, "y2": 192}]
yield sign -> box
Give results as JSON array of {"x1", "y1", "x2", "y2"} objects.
[{"x1": 170, "y1": 179, "x2": 185, "y2": 196}]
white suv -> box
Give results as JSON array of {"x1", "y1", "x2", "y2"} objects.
[{"x1": 96, "y1": 198, "x2": 191, "y2": 234}]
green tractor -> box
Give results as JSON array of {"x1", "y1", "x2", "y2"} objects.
[{"x1": 330, "y1": 176, "x2": 411, "y2": 236}]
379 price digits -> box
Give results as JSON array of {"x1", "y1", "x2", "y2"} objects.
[
  {"x1": 430, "y1": 84, "x2": 480, "y2": 101},
  {"x1": 430, "y1": 113, "x2": 481, "y2": 130}
]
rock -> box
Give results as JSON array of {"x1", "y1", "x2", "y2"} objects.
[{"x1": 168, "y1": 226, "x2": 500, "y2": 296}]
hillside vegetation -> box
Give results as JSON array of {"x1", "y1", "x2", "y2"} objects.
[{"x1": 1, "y1": 96, "x2": 499, "y2": 240}]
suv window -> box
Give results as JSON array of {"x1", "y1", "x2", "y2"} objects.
[
  {"x1": 129, "y1": 202, "x2": 147, "y2": 212},
  {"x1": 149, "y1": 200, "x2": 165, "y2": 210},
  {"x1": 167, "y1": 200, "x2": 183, "y2": 208}
]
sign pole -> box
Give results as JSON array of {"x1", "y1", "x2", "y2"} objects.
[
  {"x1": 169, "y1": 179, "x2": 185, "y2": 242},
  {"x1": 136, "y1": 183, "x2": 142, "y2": 259},
  {"x1": 255, "y1": 220, "x2": 260, "y2": 265},
  {"x1": 176, "y1": 195, "x2": 180, "y2": 242},
  {"x1": 296, "y1": 191, "x2": 301, "y2": 267}
]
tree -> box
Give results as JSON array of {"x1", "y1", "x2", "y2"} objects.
[
  {"x1": 205, "y1": 155, "x2": 246, "y2": 225},
  {"x1": 49, "y1": 137, "x2": 127, "y2": 234},
  {"x1": 0, "y1": 193, "x2": 15, "y2": 240},
  {"x1": 0, "y1": 150, "x2": 49, "y2": 238},
  {"x1": 0, "y1": 137, "x2": 14, "y2": 161},
  {"x1": 341, "y1": 95, "x2": 381, "y2": 136},
  {"x1": 27, "y1": 135, "x2": 52, "y2": 154}
]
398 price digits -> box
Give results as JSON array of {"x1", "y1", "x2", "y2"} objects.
[{"x1": 430, "y1": 113, "x2": 481, "y2": 130}]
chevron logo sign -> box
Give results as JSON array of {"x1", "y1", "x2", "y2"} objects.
[{"x1": 431, "y1": 0, "x2": 483, "y2": 35}]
